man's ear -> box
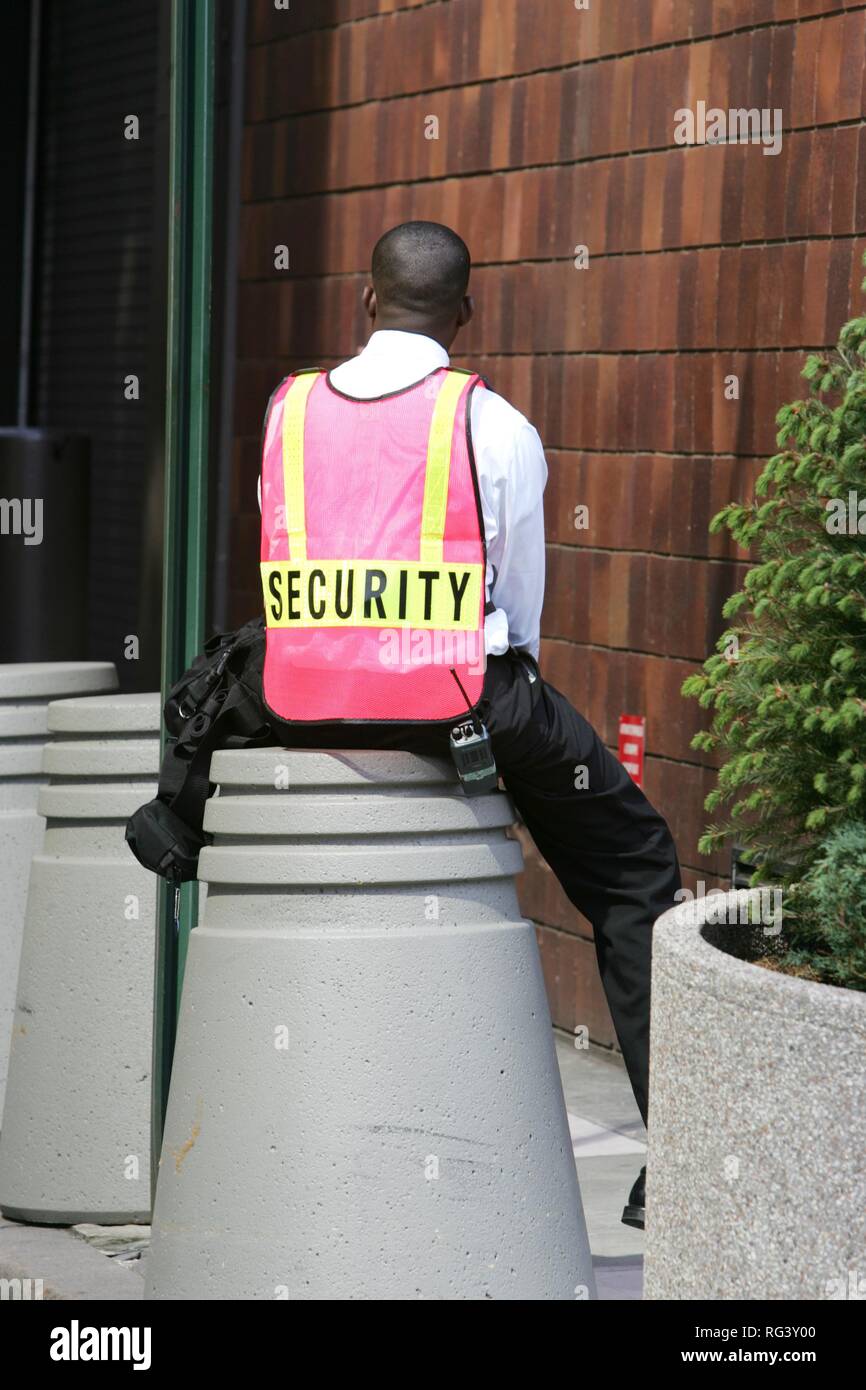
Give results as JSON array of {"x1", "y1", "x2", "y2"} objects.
[
  {"x1": 362, "y1": 285, "x2": 377, "y2": 322},
  {"x1": 457, "y1": 294, "x2": 474, "y2": 329}
]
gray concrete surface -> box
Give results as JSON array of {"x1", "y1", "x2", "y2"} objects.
[
  {"x1": 148, "y1": 749, "x2": 595, "y2": 1301},
  {"x1": 555, "y1": 1033, "x2": 645, "y2": 1301},
  {"x1": 0, "y1": 692, "x2": 160, "y2": 1224},
  {"x1": 644, "y1": 891, "x2": 866, "y2": 1300},
  {"x1": 0, "y1": 661, "x2": 118, "y2": 1119},
  {"x1": 0, "y1": 1029, "x2": 643, "y2": 1300},
  {"x1": 0, "y1": 1215, "x2": 144, "y2": 1300}
]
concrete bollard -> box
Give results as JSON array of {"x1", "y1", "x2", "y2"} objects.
[
  {"x1": 0, "y1": 691, "x2": 161, "y2": 1224},
  {"x1": 147, "y1": 748, "x2": 596, "y2": 1301},
  {"x1": 0, "y1": 662, "x2": 118, "y2": 1121}
]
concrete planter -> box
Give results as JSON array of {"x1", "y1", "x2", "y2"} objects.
[
  {"x1": 0, "y1": 692, "x2": 160, "y2": 1224},
  {"x1": 644, "y1": 889, "x2": 866, "y2": 1301},
  {"x1": 147, "y1": 748, "x2": 595, "y2": 1301},
  {"x1": 0, "y1": 662, "x2": 118, "y2": 1120}
]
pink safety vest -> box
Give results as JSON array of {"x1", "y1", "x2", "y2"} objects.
[{"x1": 259, "y1": 366, "x2": 488, "y2": 725}]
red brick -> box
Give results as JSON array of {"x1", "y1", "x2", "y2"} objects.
[
  {"x1": 533, "y1": 924, "x2": 617, "y2": 1047},
  {"x1": 831, "y1": 125, "x2": 859, "y2": 236},
  {"x1": 790, "y1": 14, "x2": 822, "y2": 127},
  {"x1": 810, "y1": 126, "x2": 835, "y2": 236}
]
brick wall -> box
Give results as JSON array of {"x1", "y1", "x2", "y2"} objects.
[{"x1": 232, "y1": 0, "x2": 866, "y2": 1049}]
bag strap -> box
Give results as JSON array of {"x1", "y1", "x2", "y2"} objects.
[{"x1": 159, "y1": 679, "x2": 271, "y2": 830}]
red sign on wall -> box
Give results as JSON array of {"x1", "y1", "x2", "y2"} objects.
[{"x1": 618, "y1": 714, "x2": 646, "y2": 788}]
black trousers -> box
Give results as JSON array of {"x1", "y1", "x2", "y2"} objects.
[
  {"x1": 283, "y1": 648, "x2": 682, "y2": 1125},
  {"x1": 403, "y1": 648, "x2": 681, "y2": 1126}
]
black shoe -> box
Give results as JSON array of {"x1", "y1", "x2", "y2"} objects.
[{"x1": 621, "y1": 1165, "x2": 646, "y2": 1230}]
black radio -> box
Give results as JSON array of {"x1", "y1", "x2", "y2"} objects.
[
  {"x1": 447, "y1": 666, "x2": 498, "y2": 796},
  {"x1": 449, "y1": 718, "x2": 498, "y2": 796}
]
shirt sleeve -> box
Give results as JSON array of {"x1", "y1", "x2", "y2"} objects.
[{"x1": 485, "y1": 418, "x2": 548, "y2": 661}]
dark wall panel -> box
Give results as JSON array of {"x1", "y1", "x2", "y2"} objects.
[
  {"x1": 31, "y1": 0, "x2": 166, "y2": 686},
  {"x1": 0, "y1": 2, "x2": 30, "y2": 423}
]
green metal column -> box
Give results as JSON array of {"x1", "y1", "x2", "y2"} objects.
[{"x1": 152, "y1": 0, "x2": 216, "y2": 1195}]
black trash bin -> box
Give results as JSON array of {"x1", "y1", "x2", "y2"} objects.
[{"x1": 0, "y1": 429, "x2": 90, "y2": 661}]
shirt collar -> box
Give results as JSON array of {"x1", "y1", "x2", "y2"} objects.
[{"x1": 360, "y1": 329, "x2": 450, "y2": 369}]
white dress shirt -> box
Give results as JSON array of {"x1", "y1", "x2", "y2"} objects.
[{"x1": 258, "y1": 329, "x2": 548, "y2": 659}]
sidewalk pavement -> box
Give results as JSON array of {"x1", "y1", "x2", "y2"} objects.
[
  {"x1": 555, "y1": 1032, "x2": 645, "y2": 1301},
  {"x1": 0, "y1": 1216, "x2": 145, "y2": 1300},
  {"x1": 0, "y1": 1033, "x2": 643, "y2": 1301}
]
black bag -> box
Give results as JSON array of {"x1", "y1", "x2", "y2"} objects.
[{"x1": 125, "y1": 617, "x2": 275, "y2": 882}]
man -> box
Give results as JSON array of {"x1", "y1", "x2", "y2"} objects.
[{"x1": 258, "y1": 221, "x2": 681, "y2": 1229}]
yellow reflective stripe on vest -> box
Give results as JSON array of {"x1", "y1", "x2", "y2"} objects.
[
  {"x1": 419, "y1": 371, "x2": 469, "y2": 566},
  {"x1": 280, "y1": 372, "x2": 321, "y2": 562},
  {"x1": 261, "y1": 559, "x2": 483, "y2": 630}
]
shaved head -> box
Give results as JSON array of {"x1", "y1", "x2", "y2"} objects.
[{"x1": 371, "y1": 222, "x2": 471, "y2": 319}]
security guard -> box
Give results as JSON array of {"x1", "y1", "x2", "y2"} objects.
[{"x1": 257, "y1": 221, "x2": 681, "y2": 1230}]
